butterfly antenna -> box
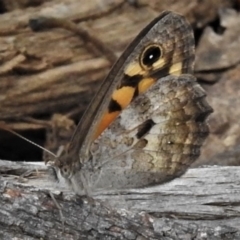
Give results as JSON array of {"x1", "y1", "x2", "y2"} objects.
[{"x1": 0, "y1": 122, "x2": 57, "y2": 158}]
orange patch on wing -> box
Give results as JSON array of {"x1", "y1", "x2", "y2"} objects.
[
  {"x1": 138, "y1": 78, "x2": 156, "y2": 94},
  {"x1": 112, "y1": 86, "x2": 135, "y2": 108},
  {"x1": 94, "y1": 111, "x2": 120, "y2": 139},
  {"x1": 94, "y1": 86, "x2": 135, "y2": 139}
]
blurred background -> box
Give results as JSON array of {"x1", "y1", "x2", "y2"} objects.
[{"x1": 0, "y1": 0, "x2": 240, "y2": 167}]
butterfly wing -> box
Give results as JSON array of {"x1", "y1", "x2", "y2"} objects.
[
  {"x1": 54, "y1": 11, "x2": 203, "y2": 194},
  {"x1": 86, "y1": 74, "x2": 213, "y2": 191}
]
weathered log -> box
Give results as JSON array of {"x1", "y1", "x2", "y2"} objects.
[
  {"x1": 0, "y1": 160, "x2": 240, "y2": 239},
  {"x1": 0, "y1": 0, "x2": 239, "y2": 164}
]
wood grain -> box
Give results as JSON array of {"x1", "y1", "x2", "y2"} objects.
[{"x1": 0, "y1": 160, "x2": 239, "y2": 239}]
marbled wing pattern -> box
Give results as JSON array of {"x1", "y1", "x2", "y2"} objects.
[{"x1": 76, "y1": 74, "x2": 213, "y2": 192}]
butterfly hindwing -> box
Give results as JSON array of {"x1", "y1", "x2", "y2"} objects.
[{"x1": 86, "y1": 74, "x2": 212, "y2": 190}]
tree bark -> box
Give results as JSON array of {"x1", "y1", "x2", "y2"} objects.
[{"x1": 0, "y1": 160, "x2": 239, "y2": 240}]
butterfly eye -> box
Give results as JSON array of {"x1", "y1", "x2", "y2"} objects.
[
  {"x1": 62, "y1": 166, "x2": 68, "y2": 175},
  {"x1": 141, "y1": 44, "x2": 162, "y2": 67}
]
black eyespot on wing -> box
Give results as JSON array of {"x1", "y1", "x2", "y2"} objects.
[{"x1": 142, "y1": 45, "x2": 162, "y2": 67}]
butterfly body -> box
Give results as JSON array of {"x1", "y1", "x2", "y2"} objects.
[{"x1": 51, "y1": 11, "x2": 213, "y2": 195}]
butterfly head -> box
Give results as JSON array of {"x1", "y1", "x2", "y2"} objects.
[
  {"x1": 46, "y1": 146, "x2": 82, "y2": 181},
  {"x1": 54, "y1": 159, "x2": 73, "y2": 180}
]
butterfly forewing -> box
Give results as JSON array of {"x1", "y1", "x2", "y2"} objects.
[{"x1": 69, "y1": 11, "x2": 195, "y2": 155}]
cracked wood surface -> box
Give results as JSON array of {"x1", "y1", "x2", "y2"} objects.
[
  {"x1": 0, "y1": 160, "x2": 240, "y2": 239},
  {"x1": 1, "y1": 0, "x2": 240, "y2": 166}
]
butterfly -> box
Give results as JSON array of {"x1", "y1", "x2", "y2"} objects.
[{"x1": 49, "y1": 11, "x2": 213, "y2": 195}]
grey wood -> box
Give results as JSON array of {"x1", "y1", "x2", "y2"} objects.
[{"x1": 0, "y1": 160, "x2": 239, "y2": 239}]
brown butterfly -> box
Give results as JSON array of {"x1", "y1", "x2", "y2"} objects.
[{"x1": 46, "y1": 11, "x2": 213, "y2": 195}]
